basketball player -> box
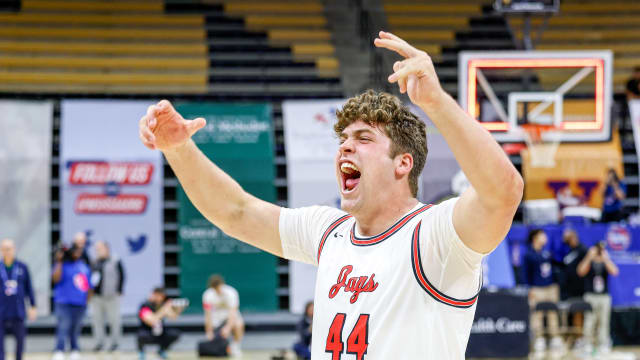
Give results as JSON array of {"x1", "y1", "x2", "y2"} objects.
[{"x1": 138, "y1": 31, "x2": 523, "y2": 358}]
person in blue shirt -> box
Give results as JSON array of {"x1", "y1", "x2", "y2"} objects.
[
  {"x1": 52, "y1": 243, "x2": 92, "y2": 360},
  {"x1": 522, "y1": 229, "x2": 563, "y2": 355},
  {"x1": 601, "y1": 169, "x2": 627, "y2": 222},
  {"x1": 292, "y1": 301, "x2": 313, "y2": 360},
  {"x1": 0, "y1": 239, "x2": 36, "y2": 360}
]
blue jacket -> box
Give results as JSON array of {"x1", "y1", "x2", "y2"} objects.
[
  {"x1": 522, "y1": 246, "x2": 555, "y2": 287},
  {"x1": 53, "y1": 260, "x2": 91, "y2": 306},
  {"x1": 0, "y1": 260, "x2": 35, "y2": 320}
]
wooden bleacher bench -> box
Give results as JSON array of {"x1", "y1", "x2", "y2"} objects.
[{"x1": 0, "y1": 41, "x2": 208, "y2": 56}]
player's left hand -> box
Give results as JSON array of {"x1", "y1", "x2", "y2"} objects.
[{"x1": 374, "y1": 31, "x2": 445, "y2": 109}]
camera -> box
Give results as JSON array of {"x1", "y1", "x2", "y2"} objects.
[
  {"x1": 54, "y1": 243, "x2": 78, "y2": 262},
  {"x1": 169, "y1": 298, "x2": 190, "y2": 309}
]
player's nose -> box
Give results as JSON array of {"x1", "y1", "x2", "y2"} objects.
[{"x1": 339, "y1": 138, "x2": 355, "y2": 154}]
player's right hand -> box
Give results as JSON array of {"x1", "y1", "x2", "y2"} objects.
[{"x1": 139, "y1": 100, "x2": 206, "y2": 151}]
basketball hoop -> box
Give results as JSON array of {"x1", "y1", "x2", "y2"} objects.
[{"x1": 519, "y1": 124, "x2": 562, "y2": 168}]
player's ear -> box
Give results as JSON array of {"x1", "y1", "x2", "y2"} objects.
[{"x1": 395, "y1": 153, "x2": 413, "y2": 178}]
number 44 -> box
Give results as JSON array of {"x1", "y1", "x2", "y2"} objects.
[{"x1": 325, "y1": 313, "x2": 370, "y2": 360}]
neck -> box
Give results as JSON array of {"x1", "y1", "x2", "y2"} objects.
[
  {"x1": 353, "y1": 196, "x2": 419, "y2": 237},
  {"x1": 3, "y1": 257, "x2": 14, "y2": 266}
]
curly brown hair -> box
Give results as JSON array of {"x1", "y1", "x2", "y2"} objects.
[{"x1": 334, "y1": 90, "x2": 427, "y2": 197}]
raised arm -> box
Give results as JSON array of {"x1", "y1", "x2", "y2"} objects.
[
  {"x1": 139, "y1": 101, "x2": 283, "y2": 256},
  {"x1": 375, "y1": 31, "x2": 523, "y2": 254}
]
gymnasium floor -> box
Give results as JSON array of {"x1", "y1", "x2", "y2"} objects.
[{"x1": 6, "y1": 333, "x2": 639, "y2": 359}]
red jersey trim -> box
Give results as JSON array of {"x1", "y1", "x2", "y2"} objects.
[
  {"x1": 317, "y1": 214, "x2": 353, "y2": 263},
  {"x1": 350, "y1": 204, "x2": 433, "y2": 246},
  {"x1": 410, "y1": 221, "x2": 481, "y2": 309}
]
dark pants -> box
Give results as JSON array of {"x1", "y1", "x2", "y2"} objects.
[
  {"x1": 137, "y1": 328, "x2": 180, "y2": 352},
  {"x1": 293, "y1": 341, "x2": 311, "y2": 359},
  {"x1": 0, "y1": 318, "x2": 26, "y2": 360},
  {"x1": 55, "y1": 303, "x2": 86, "y2": 351}
]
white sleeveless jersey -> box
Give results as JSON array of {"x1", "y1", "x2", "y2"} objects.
[{"x1": 280, "y1": 198, "x2": 485, "y2": 360}]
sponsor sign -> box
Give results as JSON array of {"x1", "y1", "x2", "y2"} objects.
[
  {"x1": 60, "y1": 100, "x2": 163, "y2": 315},
  {"x1": 176, "y1": 103, "x2": 277, "y2": 313}
]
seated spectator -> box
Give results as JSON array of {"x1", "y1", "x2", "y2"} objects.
[
  {"x1": 626, "y1": 66, "x2": 640, "y2": 101},
  {"x1": 137, "y1": 288, "x2": 184, "y2": 360},
  {"x1": 577, "y1": 242, "x2": 619, "y2": 355},
  {"x1": 202, "y1": 275, "x2": 244, "y2": 357},
  {"x1": 293, "y1": 301, "x2": 313, "y2": 360},
  {"x1": 52, "y1": 243, "x2": 92, "y2": 360},
  {"x1": 522, "y1": 229, "x2": 563, "y2": 354},
  {"x1": 601, "y1": 169, "x2": 626, "y2": 222}
]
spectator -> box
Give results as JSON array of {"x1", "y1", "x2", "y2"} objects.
[
  {"x1": 52, "y1": 243, "x2": 92, "y2": 360},
  {"x1": 625, "y1": 66, "x2": 640, "y2": 101},
  {"x1": 522, "y1": 229, "x2": 563, "y2": 354},
  {"x1": 577, "y1": 242, "x2": 619, "y2": 354},
  {"x1": 202, "y1": 274, "x2": 244, "y2": 357},
  {"x1": 71, "y1": 232, "x2": 91, "y2": 265},
  {"x1": 0, "y1": 239, "x2": 36, "y2": 360},
  {"x1": 293, "y1": 301, "x2": 313, "y2": 360},
  {"x1": 561, "y1": 229, "x2": 588, "y2": 300},
  {"x1": 601, "y1": 169, "x2": 626, "y2": 222},
  {"x1": 90, "y1": 241, "x2": 125, "y2": 352},
  {"x1": 137, "y1": 288, "x2": 183, "y2": 360}
]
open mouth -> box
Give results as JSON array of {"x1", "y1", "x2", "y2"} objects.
[{"x1": 340, "y1": 161, "x2": 361, "y2": 193}]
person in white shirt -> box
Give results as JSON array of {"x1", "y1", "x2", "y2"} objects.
[
  {"x1": 202, "y1": 274, "x2": 244, "y2": 356},
  {"x1": 138, "y1": 31, "x2": 523, "y2": 359}
]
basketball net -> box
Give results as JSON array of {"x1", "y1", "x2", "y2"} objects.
[{"x1": 520, "y1": 124, "x2": 561, "y2": 168}]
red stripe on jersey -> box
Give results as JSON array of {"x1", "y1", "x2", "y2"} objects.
[
  {"x1": 350, "y1": 204, "x2": 432, "y2": 246},
  {"x1": 317, "y1": 214, "x2": 353, "y2": 263},
  {"x1": 411, "y1": 221, "x2": 479, "y2": 308}
]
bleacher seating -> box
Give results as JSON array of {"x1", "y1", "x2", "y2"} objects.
[
  {"x1": 0, "y1": 0, "x2": 343, "y2": 99},
  {"x1": 0, "y1": 0, "x2": 209, "y2": 94}
]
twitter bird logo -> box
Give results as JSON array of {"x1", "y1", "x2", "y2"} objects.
[{"x1": 127, "y1": 234, "x2": 147, "y2": 254}]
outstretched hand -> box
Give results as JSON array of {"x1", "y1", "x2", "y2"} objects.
[
  {"x1": 139, "y1": 100, "x2": 206, "y2": 151},
  {"x1": 374, "y1": 31, "x2": 445, "y2": 109}
]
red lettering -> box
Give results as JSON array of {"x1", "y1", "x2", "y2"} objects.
[{"x1": 328, "y1": 265, "x2": 379, "y2": 304}]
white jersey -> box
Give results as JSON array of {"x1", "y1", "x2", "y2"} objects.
[
  {"x1": 280, "y1": 198, "x2": 484, "y2": 359},
  {"x1": 202, "y1": 285, "x2": 240, "y2": 328}
]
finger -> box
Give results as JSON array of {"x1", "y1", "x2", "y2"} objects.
[
  {"x1": 379, "y1": 31, "x2": 409, "y2": 45},
  {"x1": 393, "y1": 61, "x2": 403, "y2": 72},
  {"x1": 186, "y1": 117, "x2": 206, "y2": 136},
  {"x1": 393, "y1": 61, "x2": 408, "y2": 93},
  {"x1": 155, "y1": 99, "x2": 174, "y2": 115},
  {"x1": 145, "y1": 105, "x2": 158, "y2": 130},
  {"x1": 399, "y1": 76, "x2": 408, "y2": 94},
  {"x1": 139, "y1": 134, "x2": 155, "y2": 150},
  {"x1": 374, "y1": 38, "x2": 410, "y2": 58},
  {"x1": 406, "y1": 74, "x2": 418, "y2": 95},
  {"x1": 388, "y1": 58, "x2": 424, "y2": 83},
  {"x1": 140, "y1": 125, "x2": 155, "y2": 143}
]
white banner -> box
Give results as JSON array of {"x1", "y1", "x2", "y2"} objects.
[
  {"x1": 0, "y1": 101, "x2": 52, "y2": 315},
  {"x1": 283, "y1": 99, "x2": 346, "y2": 313},
  {"x1": 630, "y1": 100, "x2": 640, "y2": 209},
  {"x1": 60, "y1": 100, "x2": 163, "y2": 315}
]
